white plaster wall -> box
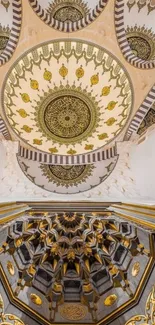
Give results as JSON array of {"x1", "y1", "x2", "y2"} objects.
[
  {"x1": 0, "y1": 140, "x2": 7, "y2": 179},
  {"x1": 130, "y1": 131, "x2": 155, "y2": 203},
  {"x1": 0, "y1": 135, "x2": 155, "y2": 203},
  {"x1": 0, "y1": 139, "x2": 147, "y2": 203}
]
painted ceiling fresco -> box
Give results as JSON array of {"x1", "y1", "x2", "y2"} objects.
[
  {"x1": 2, "y1": 40, "x2": 133, "y2": 155},
  {"x1": 0, "y1": 1, "x2": 155, "y2": 324},
  {"x1": 0, "y1": 0, "x2": 155, "y2": 195}
]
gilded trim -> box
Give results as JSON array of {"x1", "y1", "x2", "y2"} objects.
[
  {"x1": 0, "y1": 234, "x2": 154, "y2": 325},
  {"x1": 112, "y1": 205, "x2": 155, "y2": 219},
  {"x1": 122, "y1": 203, "x2": 155, "y2": 211},
  {"x1": 113, "y1": 211, "x2": 155, "y2": 229},
  {"x1": 0, "y1": 210, "x2": 29, "y2": 225}
]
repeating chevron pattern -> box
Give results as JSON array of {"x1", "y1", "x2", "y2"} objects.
[
  {"x1": 115, "y1": 0, "x2": 155, "y2": 69},
  {"x1": 18, "y1": 144, "x2": 118, "y2": 165},
  {"x1": 0, "y1": 117, "x2": 11, "y2": 140},
  {"x1": 28, "y1": 0, "x2": 108, "y2": 32},
  {"x1": 125, "y1": 85, "x2": 155, "y2": 140},
  {"x1": 0, "y1": 0, "x2": 22, "y2": 66}
]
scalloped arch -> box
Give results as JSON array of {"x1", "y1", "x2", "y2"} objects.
[
  {"x1": 0, "y1": 0, "x2": 22, "y2": 66},
  {"x1": 125, "y1": 85, "x2": 155, "y2": 140},
  {"x1": 115, "y1": 0, "x2": 155, "y2": 69},
  {"x1": 28, "y1": 0, "x2": 109, "y2": 32},
  {"x1": 17, "y1": 153, "x2": 118, "y2": 194}
]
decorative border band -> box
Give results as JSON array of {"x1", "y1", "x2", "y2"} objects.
[
  {"x1": 0, "y1": 0, "x2": 22, "y2": 66},
  {"x1": 115, "y1": 0, "x2": 155, "y2": 69},
  {"x1": 18, "y1": 144, "x2": 117, "y2": 165},
  {"x1": 0, "y1": 117, "x2": 11, "y2": 140},
  {"x1": 28, "y1": 0, "x2": 108, "y2": 32},
  {"x1": 124, "y1": 85, "x2": 155, "y2": 140}
]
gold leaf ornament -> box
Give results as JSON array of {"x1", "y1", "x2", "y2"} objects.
[
  {"x1": 67, "y1": 148, "x2": 77, "y2": 155},
  {"x1": 98, "y1": 133, "x2": 108, "y2": 140},
  {"x1": 104, "y1": 294, "x2": 117, "y2": 306},
  {"x1": 106, "y1": 101, "x2": 118, "y2": 111},
  {"x1": 30, "y1": 293, "x2": 42, "y2": 306},
  {"x1": 15, "y1": 238, "x2": 22, "y2": 247},
  {"x1": 101, "y1": 86, "x2": 111, "y2": 96},
  {"x1": 7, "y1": 261, "x2": 15, "y2": 276},
  {"x1": 90, "y1": 73, "x2": 99, "y2": 86},
  {"x1": 76, "y1": 66, "x2": 84, "y2": 79},
  {"x1": 17, "y1": 109, "x2": 29, "y2": 118},
  {"x1": 85, "y1": 144, "x2": 94, "y2": 150},
  {"x1": 105, "y1": 117, "x2": 117, "y2": 126},
  {"x1": 59, "y1": 64, "x2": 68, "y2": 78},
  {"x1": 49, "y1": 147, "x2": 58, "y2": 153},
  {"x1": 0, "y1": 294, "x2": 4, "y2": 311},
  {"x1": 43, "y1": 68, "x2": 52, "y2": 82},
  {"x1": 132, "y1": 262, "x2": 140, "y2": 277},
  {"x1": 30, "y1": 79, "x2": 39, "y2": 90},
  {"x1": 21, "y1": 125, "x2": 33, "y2": 133},
  {"x1": 33, "y1": 139, "x2": 43, "y2": 145},
  {"x1": 125, "y1": 285, "x2": 155, "y2": 325},
  {"x1": 20, "y1": 93, "x2": 31, "y2": 103}
]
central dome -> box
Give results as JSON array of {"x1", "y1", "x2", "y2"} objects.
[{"x1": 2, "y1": 40, "x2": 133, "y2": 155}]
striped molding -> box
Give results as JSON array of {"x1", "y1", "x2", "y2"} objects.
[
  {"x1": 125, "y1": 85, "x2": 155, "y2": 140},
  {"x1": 18, "y1": 144, "x2": 118, "y2": 165},
  {"x1": 28, "y1": 0, "x2": 108, "y2": 32},
  {"x1": 0, "y1": 0, "x2": 22, "y2": 66},
  {"x1": 0, "y1": 117, "x2": 11, "y2": 140},
  {"x1": 115, "y1": 0, "x2": 155, "y2": 69}
]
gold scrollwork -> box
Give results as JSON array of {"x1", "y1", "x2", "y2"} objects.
[
  {"x1": 0, "y1": 293, "x2": 25, "y2": 325},
  {"x1": 30, "y1": 293, "x2": 42, "y2": 306},
  {"x1": 125, "y1": 285, "x2": 155, "y2": 325},
  {"x1": 104, "y1": 294, "x2": 117, "y2": 307},
  {"x1": 132, "y1": 262, "x2": 140, "y2": 277}
]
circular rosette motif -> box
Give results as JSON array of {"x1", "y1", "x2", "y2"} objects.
[
  {"x1": 28, "y1": 0, "x2": 108, "y2": 32},
  {"x1": 35, "y1": 85, "x2": 100, "y2": 146},
  {"x1": 60, "y1": 304, "x2": 87, "y2": 321},
  {"x1": 17, "y1": 155, "x2": 118, "y2": 194},
  {"x1": 3, "y1": 40, "x2": 133, "y2": 156}
]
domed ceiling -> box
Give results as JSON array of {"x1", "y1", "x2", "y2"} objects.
[
  {"x1": 0, "y1": 2, "x2": 155, "y2": 324},
  {"x1": 2, "y1": 39, "x2": 133, "y2": 156},
  {"x1": 0, "y1": 0, "x2": 155, "y2": 197},
  {"x1": 0, "y1": 211, "x2": 153, "y2": 324}
]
